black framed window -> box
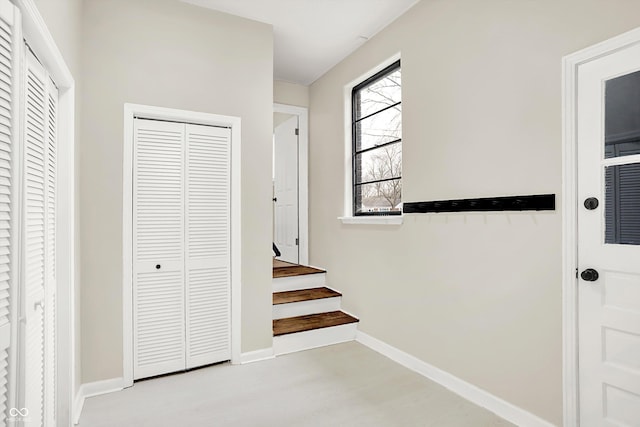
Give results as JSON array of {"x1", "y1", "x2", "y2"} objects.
[{"x1": 352, "y1": 60, "x2": 401, "y2": 216}]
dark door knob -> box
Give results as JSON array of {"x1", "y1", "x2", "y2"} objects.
[
  {"x1": 580, "y1": 268, "x2": 599, "y2": 282},
  {"x1": 156, "y1": 264, "x2": 161, "y2": 270},
  {"x1": 272, "y1": 197, "x2": 277, "y2": 202},
  {"x1": 584, "y1": 197, "x2": 599, "y2": 210}
]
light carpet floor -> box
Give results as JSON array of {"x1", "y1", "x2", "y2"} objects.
[{"x1": 78, "y1": 342, "x2": 515, "y2": 427}]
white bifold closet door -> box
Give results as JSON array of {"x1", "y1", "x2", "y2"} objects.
[
  {"x1": 0, "y1": 2, "x2": 19, "y2": 425},
  {"x1": 133, "y1": 119, "x2": 186, "y2": 380},
  {"x1": 184, "y1": 124, "x2": 231, "y2": 369},
  {"x1": 22, "y1": 48, "x2": 58, "y2": 426},
  {"x1": 133, "y1": 119, "x2": 231, "y2": 380}
]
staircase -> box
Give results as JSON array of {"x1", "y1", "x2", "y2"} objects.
[{"x1": 272, "y1": 261, "x2": 358, "y2": 355}]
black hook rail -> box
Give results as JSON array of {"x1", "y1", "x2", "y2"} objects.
[{"x1": 403, "y1": 194, "x2": 555, "y2": 214}]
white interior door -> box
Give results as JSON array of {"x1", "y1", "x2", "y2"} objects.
[
  {"x1": 273, "y1": 115, "x2": 298, "y2": 264},
  {"x1": 133, "y1": 119, "x2": 186, "y2": 380},
  {"x1": 185, "y1": 124, "x2": 231, "y2": 369},
  {"x1": 133, "y1": 119, "x2": 231, "y2": 379},
  {"x1": 22, "y1": 47, "x2": 58, "y2": 427},
  {"x1": 0, "y1": 1, "x2": 20, "y2": 424},
  {"x1": 577, "y1": 41, "x2": 640, "y2": 427}
]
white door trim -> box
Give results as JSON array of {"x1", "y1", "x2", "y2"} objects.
[
  {"x1": 123, "y1": 103, "x2": 242, "y2": 387},
  {"x1": 562, "y1": 25, "x2": 640, "y2": 427},
  {"x1": 273, "y1": 103, "x2": 308, "y2": 265},
  {"x1": 13, "y1": 1, "x2": 76, "y2": 425}
]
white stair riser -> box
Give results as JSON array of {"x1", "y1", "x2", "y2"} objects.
[
  {"x1": 273, "y1": 323, "x2": 358, "y2": 356},
  {"x1": 273, "y1": 297, "x2": 342, "y2": 320},
  {"x1": 272, "y1": 273, "x2": 326, "y2": 292}
]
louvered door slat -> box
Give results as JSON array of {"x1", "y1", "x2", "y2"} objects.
[
  {"x1": 133, "y1": 119, "x2": 185, "y2": 380},
  {"x1": 0, "y1": 3, "x2": 17, "y2": 425},
  {"x1": 185, "y1": 124, "x2": 230, "y2": 369}
]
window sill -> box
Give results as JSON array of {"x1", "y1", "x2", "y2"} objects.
[{"x1": 338, "y1": 216, "x2": 403, "y2": 225}]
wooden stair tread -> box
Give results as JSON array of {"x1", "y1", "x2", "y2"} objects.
[
  {"x1": 273, "y1": 311, "x2": 358, "y2": 336},
  {"x1": 273, "y1": 287, "x2": 341, "y2": 305},
  {"x1": 272, "y1": 265, "x2": 326, "y2": 278}
]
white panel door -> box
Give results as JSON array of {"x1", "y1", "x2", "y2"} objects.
[
  {"x1": 273, "y1": 115, "x2": 298, "y2": 264},
  {"x1": 0, "y1": 2, "x2": 19, "y2": 425},
  {"x1": 577, "y1": 41, "x2": 640, "y2": 426},
  {"x1": 185, "y1": 124, "x2": 231, "y2": 369},
  {"x1": 133, "y1": 119, "x2": 186, "y2": 380}
]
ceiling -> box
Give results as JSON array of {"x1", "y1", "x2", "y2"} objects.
[{"x1": 181, "y1": 0, "x2": 419, "y2": 85}]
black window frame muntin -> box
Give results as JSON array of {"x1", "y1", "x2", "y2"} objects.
[{"x1": 352, "y1": 59, "x2": 402, "y2": 216}]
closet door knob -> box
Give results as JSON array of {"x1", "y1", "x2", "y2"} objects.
[
  {"x1": 584, "y1": 197, "x2": 599, "y2": 210},
  {"x1": 155, "y1": 264, "x2": 161, "y2": 270}
]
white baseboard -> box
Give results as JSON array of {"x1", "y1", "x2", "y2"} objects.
[
  {"x1": 73, "y1": 377, "x2": 125, "y2": 424},
  {"x1": 355, "y1": 331, "x2": 555, "y2": 427},
  {"x1": 240, "y1": 348, "x2": 275, "y2": 364}
]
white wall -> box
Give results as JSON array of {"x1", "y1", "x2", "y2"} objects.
[
  {"x1": 308, "y1": 0, "x2": 640, "y2": 424},
  {"x1": 31, "y1": 0, "x2": 84, "y2": 407},
  {"x1": 80, "y1": 0, "x2": 274, "y2": 383},
  {"x1": 274, "y1": 80, "x2": 309, "y2": 107},
  {"x1": 31, "y1": 0, "x2": 82, "y2": 74}
]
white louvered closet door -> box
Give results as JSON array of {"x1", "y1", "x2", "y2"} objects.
[
  {"x1": 185, "y1": 124, "x2": 231, "y2": 369},
  {"x1": 133, "y1": 119, "x2": 231, "y2": 379},
  {"x1": 23, "y1": 48, "x2": 57, "y2": 427},
  {"x1": 0, "y1": 2, "x2": 19, "y2": 425},
  {"x1": 133, "y1": 119, "x2": 186, "y2": 380}
]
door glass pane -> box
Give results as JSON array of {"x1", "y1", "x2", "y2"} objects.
[
  {"x1": 605, "y1": 70, "x2": 640, "y2": 158},
  {"x1": 605, "y1": 163, "x2": 640, "y2": 245}
]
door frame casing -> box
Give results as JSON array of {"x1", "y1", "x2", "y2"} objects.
[
  {"x1": 562, "y1": 25, "x2": 640, "y2": 427},
  {"x1": 273, "y1": 103, "x2": 309, "y2": 265},
  {"x1": 122, "y1": 103, "x2": 242, "y2": 387}
]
